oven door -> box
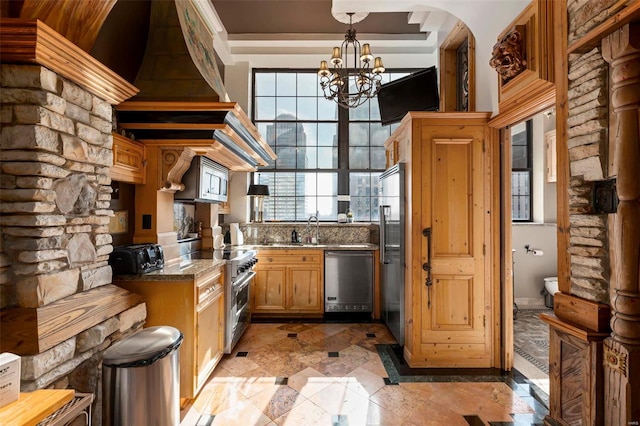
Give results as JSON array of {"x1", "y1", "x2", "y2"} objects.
[{"x1": 225, "y1": 270, "x2": 255, "y2": 353}]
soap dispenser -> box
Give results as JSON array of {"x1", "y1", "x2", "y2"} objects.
[{"x1": 291, "y1": 229, "x2": 298, "y2": 243}]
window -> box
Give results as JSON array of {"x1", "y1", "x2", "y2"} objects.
[
  {"x1": 253, "y1": 70, "x2": 410, "y2": 222},
  {"x1": 511, "y1": 120, "x2": 533, "y2": 221}
]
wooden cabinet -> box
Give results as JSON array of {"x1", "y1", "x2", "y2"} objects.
[
  {"x1": 111, "y1": 133, "x2": 146, "y2": 184},
  {"x1": 383, "y1": 125, "x2": 410, "y2": 168},
  {"x1": 113, "y1": 267, "x2": 224, "y2": 399},
  {"x1": 253, "y1": 249, "x2": 323, "y2": 316}
]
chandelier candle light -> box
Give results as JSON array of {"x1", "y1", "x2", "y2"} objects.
[{"x1": 318, "y1": 12, "x2": 385, "y2": 109}]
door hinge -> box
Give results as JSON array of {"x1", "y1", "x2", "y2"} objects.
[
  {"x1": 482, "y1": 141, "x2": 486, "y2": 152},
  {"x1": 483, "y1": 244, "x2": 486, "y2": 255},
  {"x1": 483, "y1": 315, "x2": 486, "y2": 327}
]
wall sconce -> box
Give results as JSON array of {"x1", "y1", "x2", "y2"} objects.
[{"x1": 247, "y1": 182, "x2": 269, "y2": 222}]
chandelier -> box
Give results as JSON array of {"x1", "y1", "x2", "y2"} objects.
[{"x1": 318, "y1": 12, "x2": 385, "y2": 109}]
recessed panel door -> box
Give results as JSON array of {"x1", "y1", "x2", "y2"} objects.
[{"x1": 419, "y1": 128, "x2": 491, "y2": 367}]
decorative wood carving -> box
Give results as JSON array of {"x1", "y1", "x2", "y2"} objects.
[
  {"x1": 491, "y1": 1, "x2": 555, "y2": 116},
  {"x1": 489, "y1": 25, "x2": 527, "y2": 83},
  {"x1": 0, "y1": 18, "x2": 139, "y2": 104},
  {"x1": 161, "y1": 147, "x2": 196, "y2": 192},
  {"x1": 17, "y1": 0, "x2": 116, "y2": 52},
  {"x1": 602, "y1": 22, "x2": 640, "y2": 426},
  {"x1": 604, "y1": 346, "x2": 627, "y2": 377}
]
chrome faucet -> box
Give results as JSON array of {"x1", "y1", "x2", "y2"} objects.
[{"x1": 307, "y1": 213, "x2": 319, "y2": 244}]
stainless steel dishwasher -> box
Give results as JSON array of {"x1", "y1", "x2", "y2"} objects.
[{"x1": 324, "y1": 251, "x2": 373, "y2": 313}]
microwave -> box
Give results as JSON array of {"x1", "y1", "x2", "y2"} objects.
[{"x1": 175, "y1": 156, "x2": 228, "y2": 203}]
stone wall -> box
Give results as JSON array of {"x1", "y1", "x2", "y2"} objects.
[
  {"x1": 565, "y1": 0, "x2": 623, "y2": 303},
  {"x1": 0, "y1": 64, "x2": 146, "y2": 424}
]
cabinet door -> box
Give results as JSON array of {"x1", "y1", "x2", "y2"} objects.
[
  {"x1": 288, "y1": 267, "x2": 322, "y2": 312},
  {"x1": 111, "y1": 133, "x2": 146, "y2": 184},
  {"x1": 195, "y1": 290, "x2": 224, "y2": 391},
  {"x1": 253, "y1": 266, "x2": 287, "y2": 312}
]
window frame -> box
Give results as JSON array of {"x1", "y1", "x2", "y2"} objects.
[
  {"x1": 251, "y1": 68, "x2": 415, "y2": 222},
  {"x1": 511, "y1": 119, "x2": 533, "y2": 222}
]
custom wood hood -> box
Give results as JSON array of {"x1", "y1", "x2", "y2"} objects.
[{"x1": 115, "y1": 101, "x2": 276, "y2": 175}]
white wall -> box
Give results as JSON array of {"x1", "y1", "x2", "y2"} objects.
[{"x1": 512, "y1": 223, "x2": 557, "y2": 306}]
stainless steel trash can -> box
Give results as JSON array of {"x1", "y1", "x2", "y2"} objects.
[{"x1": 102, "y1": 326, "x2": 183, "y2": 426}]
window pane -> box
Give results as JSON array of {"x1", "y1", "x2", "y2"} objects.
[
  {"x1": 317, "y1": 147, "x2": 337, "y2": 168},
  {"x1": 318, "y1": 97, "x2": 338, "y2": 120},
  {"x1": 276, "y1": 73, "x2": 296, "y2": 96},
  {"x1": 371, "y1": 147, "x2": 386, "y2": 169},
  {"x1": 276, "y1": 97, "x2": 297, "y2": 118},
  {"x1": 350, "y1": 146, "x2": 369, "y2": 169},
  {"x1": 318, "y1": 123, "x2": 338, "y2": 146},
  {"x1": 512, "y1": 146, "x2": 528, "y2": 168},
  {"x1": 370, "y1": 123, "x2": 389, "y2": 146},
  {"x1": 349, "y1": 123, "x2": 369, "y2": 146},
  {"x1": 255, "y1": 97, "x2": 275, "y2": 120},
  {"x1": 299, "y1": 123, "x2": 317, "y2": 146},
  {"x1": 297, "y1": 97, "x2": 317, "y2": 120},
  {"x1": 512, "y1": 171, "x2": 530, "y2": 220},
  {"x1": 255, "y1": 73, "x2": 275, "y2": 96},
  {"x1": 297, "y1": 73, "x2": 317, "y2": 96},
  {"x1": 298, "y1": 146, "x2": 316, "y2": 168},
  {"x1": 276, "y1": 147, "x2": 297, "y2": 168},
  {"x1": 317, "y1": 196, "x2": 337, "y2": 219},
  {"x1": 276, "y1": 123, "x2": 297, "y2": 145}
]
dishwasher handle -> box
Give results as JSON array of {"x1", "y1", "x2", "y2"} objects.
[{"x1": 325, "y1": 251, "x2": 373, "y2": 257}]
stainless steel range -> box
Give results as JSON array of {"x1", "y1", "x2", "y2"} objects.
[{"x1": 223, "y1": 249, "x2": 257, "y2": 353}]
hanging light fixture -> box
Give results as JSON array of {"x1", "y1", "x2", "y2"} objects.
[
  {"x1": 247, "y1": 174, "x2": 269, "y2": 222},
  {"x1": 318, "y1": 12, "x2": 385, "y2": 109}
]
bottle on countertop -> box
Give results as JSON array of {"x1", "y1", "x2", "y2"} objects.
[{"x1": 291, "y1": 229, "x2": 298, "y2": 243}]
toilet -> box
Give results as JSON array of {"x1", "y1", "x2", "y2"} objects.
[{"x1": 543, "y1": 277, "x2": 558, "y2": 308}]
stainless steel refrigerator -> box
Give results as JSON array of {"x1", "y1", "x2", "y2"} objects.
[{"x1": 379, "y1": 163, "x2": 405, "y2": 345}]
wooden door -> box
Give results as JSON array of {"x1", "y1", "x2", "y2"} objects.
[
  {"x1": 288, "y1": 267, "x2": 321, "y2": 312},
  {"x1": 253, "y1": 267, "x2": 287, "y2": 312},
  {"x1": 416, "y1": 121, "x2": 493, "y2": 367}
]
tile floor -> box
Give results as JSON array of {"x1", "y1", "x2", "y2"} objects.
[{"x1": 180, "y1": 323, "x2": 547, "y2": 426}]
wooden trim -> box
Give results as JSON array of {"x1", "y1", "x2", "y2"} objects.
[
  {"x1": 488, "y1": 84, "x2": 555, "y2": 128},
  {"x1": 567, "y1": 2, "x2": 640, "y2": 54},
  {"x1": 500, "y1": 127, "x2": 514, "y2": 370},
  {"x1": 553, "y1": 0, "x2": 571, "y2": 295},
  {"x1": 489, "y1": 125, "x2": 502, "y2": 368},
  {"x1": 553, "y1": 292, "x2": 611, "y2": 333},
  {"x1": 439, "y1": 21, "x2": 475, "y2": 112},
  {"x1": 0, "y1": 18, "x2": 138, "y2": 104},
  {"x1": 0, "y1": 285, "x2": 142, "y2": 355},
  {"x1": 541, "y1": 312, "x2": 610, "y2": 341}
]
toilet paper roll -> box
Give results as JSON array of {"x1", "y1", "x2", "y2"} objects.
[{"x1": 533, "y1": 250, "x2": 544, "y2": 256}]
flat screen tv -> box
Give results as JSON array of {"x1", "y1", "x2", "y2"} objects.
[{"x1": 377, "y1": 66, "x2": 439, "y2": 126}]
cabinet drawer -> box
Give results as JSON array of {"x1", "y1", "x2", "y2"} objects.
[
  {"x1": 197, "y1": 269, "x2": 223, "y2": 305},
  {"x1": 259, "y1": 250, "x2": 322, "y2": 265}
]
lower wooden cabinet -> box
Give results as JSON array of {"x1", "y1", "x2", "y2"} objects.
[
  {"x1": 111, "y1": 132, "x2": 146, "y2": 184},
  {"x1": 253, "y1": 249, "x2": 323, "y2": 316},
  {"x1": 114, "y1": 267, "x2": 224, "y2": 399}
]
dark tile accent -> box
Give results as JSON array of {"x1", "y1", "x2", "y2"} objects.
[
  {"x1": 328, "y1": 351, "x2": 339, "y2": 357},
  {"x1": 196, "y1": 414, "x2": 214, "y2": 426},
  {"x1": 331, "y1": 414, "x2": 349, "y2": 426},
  {"x1": 275, "y1": 377, "x2": 288, "y2": 385},
  {"x1": 383, "y1": 377, "x2": 398, "y2": 385},
  {"x1": 236, "y1": 351, "x2": 248, "y2": 357},
  {"x1": 366, "y1": 333, "x2": 376, "y2": 338},
  {"x1": 464, "y1": 415, "x2": 486, "y2": 426},
  {"x1": 287, "y1": 333, "x2": 297, "y2": 338}
]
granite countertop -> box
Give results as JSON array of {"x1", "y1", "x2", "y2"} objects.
[
  {"x1": 112, "y1": 256, "x2": 227, "y2": 281},
  {"x1": 242, "y1": 243, "x2": 379, "y2": 250}
]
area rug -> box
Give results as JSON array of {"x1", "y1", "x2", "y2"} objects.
[{"x1": 513, "y1": 308, "x2": 552, "y2": 374}]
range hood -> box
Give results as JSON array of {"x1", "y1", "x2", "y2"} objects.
[{"x1": 115, "y1": 101, "x2": 276, "y2": 172}]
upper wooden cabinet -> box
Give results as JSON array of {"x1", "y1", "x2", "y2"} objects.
[{"x1": 111, "y1": 132, "x2": 146, "y2": 184}]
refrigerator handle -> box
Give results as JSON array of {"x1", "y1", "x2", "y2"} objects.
[
  {"x1": 423, "y1": 227, "x2": 432, "y2": 308},
  {"x1": 379, "y1": 205, "x2": 388, "y2": 264}
]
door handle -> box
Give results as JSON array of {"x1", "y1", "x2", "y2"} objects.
[
  {"x1": 379, "y1": 205, "x2": 390, "y2": 264},
  {"x1": 422, "y1": 227, "x2": 432, "y2": 308}
]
